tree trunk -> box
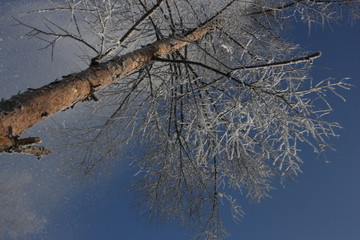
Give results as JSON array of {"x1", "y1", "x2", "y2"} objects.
[{"x1": 0, "y1": 24, "x2": 211, "y2": 155}]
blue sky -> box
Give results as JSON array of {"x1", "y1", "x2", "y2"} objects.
[{"x1": 0, "y1": 1, "x2": 360, "y2": 240}]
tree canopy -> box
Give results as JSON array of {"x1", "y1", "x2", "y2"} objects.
[{"x1": 1, "y1": 0, "x2": 359, "y2": 239}]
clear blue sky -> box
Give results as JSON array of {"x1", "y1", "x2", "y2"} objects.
[{"x1": 0, "y1": 1, "x2": 359, "y2": 240}]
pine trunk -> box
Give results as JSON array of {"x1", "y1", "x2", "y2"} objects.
[{"x1": 0, "y1": 24, "x2": 211, "y2": 155}]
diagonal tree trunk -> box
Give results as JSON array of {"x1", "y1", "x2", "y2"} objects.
[{"x1": 0, "y1": 23, "x2": 212, "y2": 156}]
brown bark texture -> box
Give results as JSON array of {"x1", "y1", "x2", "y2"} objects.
[{"x1": 0, "y1": 24, "x2": 211, "y2": 155}]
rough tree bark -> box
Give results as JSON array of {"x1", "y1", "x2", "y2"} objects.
[
  {"x1": 1, "y1": 0, "x2": 359, "y2": 238},
  {"x1": 0, "y1": 21, "x2": 213, "y2": 157}
]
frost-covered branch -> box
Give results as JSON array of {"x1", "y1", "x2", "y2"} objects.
[{"x1": 1, "y1": 0, "x2": 359, "y2": 239}]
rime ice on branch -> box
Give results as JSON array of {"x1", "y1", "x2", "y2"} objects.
[{"x1": 0, "y1": 0, "x2": 358, "y2": 239}]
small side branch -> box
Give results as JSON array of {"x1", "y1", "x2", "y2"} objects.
[
  {"x1": 94, "y1": 0, "x2": 166, "y2": 63},
  {"x1": 3, "y1": 127, "x2": 51, "y2": 159},
  {"x1": 153, "y1": 52, "x2": 322, "y2": 73},
  {"x1": 13, "y1": 17, "x2": 99, "y2": 55},
  {"x1": 233, "y1": 52, "x2": 322, "y2": 71},
  {"x1": 5, "y1": 144, "x2": 51, "y2": 159}
]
